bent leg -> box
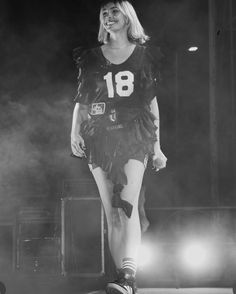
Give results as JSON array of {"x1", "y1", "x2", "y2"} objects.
[
  {"x1": 119, "y1": 159, "x2": 145, "y2": 263},
  {"x1": 90, "y1": 166, "x2": 123, "y2": 268},
  {"x1": 105, "y1": 159, "x2": 146, "y2": 294},
  {"x1": 139, "y1": 185, "x2": 150, "y2": 233},
  {"x1": 89, "y1": 159, "x2": 145, "y2": 270}
]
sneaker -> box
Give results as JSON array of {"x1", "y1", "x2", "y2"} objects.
[
  {"x1": 106, "y1": 282, "x2": 133, "y2": 294},
  {"x1": 105, "y1": 269, "x2": 137, "y2": 294}
]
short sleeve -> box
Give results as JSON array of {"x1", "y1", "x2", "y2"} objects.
[
  {"x1": 73, "y1": 47, "x2": 99, "y2": 105},
  {"x1": 141, "y1": 46, "x2": 164, "y2": 103},
  {"x1": 145, "y1": 46, "x2": 163, "y2": 83}
]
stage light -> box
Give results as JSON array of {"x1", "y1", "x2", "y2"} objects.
[
  {"x1": 188, "y1": 46, "x2": 199, "y2": 52},
  {"x1": 180, "y1": 240, "x2": 212, "y2": 271}
]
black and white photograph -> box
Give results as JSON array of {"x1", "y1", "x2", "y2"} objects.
[{"x1": 0, "y1": 0, "x2": 235, "y2": 293}]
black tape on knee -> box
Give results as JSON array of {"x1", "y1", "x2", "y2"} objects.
[{"x1": 112, "y1": 184, "x2": 133, "y2": 218}]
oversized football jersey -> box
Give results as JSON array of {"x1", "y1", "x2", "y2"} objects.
[
  {"x1": 72, "y1": 45, "x2": 162, "y2": 186},
  {"x1": 74, "y1": 45, "x2": 162, "y2": 112}
]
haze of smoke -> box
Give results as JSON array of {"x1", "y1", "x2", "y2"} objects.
[
  {"x1": 0, "y1": 20, "x2": 78, "y2": 217},
  {"x1": 0, "y1": 0, "x2": 214, "y2": 213},
  {"x1": 140, "y1": 0, "x2": 211, "y2": 207},
  {"x1": 0, "y1": 93, "x2": 73, "y2": 212}
]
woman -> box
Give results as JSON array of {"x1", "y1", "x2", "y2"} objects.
[{"x1": 71, "y1": 1, "x2": 167, "y2": 293}]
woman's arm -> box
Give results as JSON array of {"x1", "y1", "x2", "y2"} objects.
[
  {"x1": 71, "y1": 103, "x2": 89, "y2": 157},
  {"x1": 149, "y1": 96, "x2": 160, "y2": 149},
  {"x1": 71, "y1": 103, "x2": 89, "y2": 136},
  {"x1": 149, "y1": 97, "x2": 167, "y2": 171}
]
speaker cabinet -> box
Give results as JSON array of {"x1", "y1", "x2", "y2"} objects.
[
  {"x1": 16, "y1": 208, "x2": 60, "y2": 273},
  {"x1": 61, "y1": 197, "x2": 105, "y2": 277}
]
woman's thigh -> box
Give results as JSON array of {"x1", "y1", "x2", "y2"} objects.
[
  {"x1": 89, "y1": 159, "x2": 145, "y2": 214},
  {"x1": 121, "y1": 159, "x2": 146, "y2": 207},
  {"x1": 89, "y1": 165, "x2": 114, "y2": 216}
]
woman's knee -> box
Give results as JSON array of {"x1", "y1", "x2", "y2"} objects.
[
  {"x1": 121, "y1": 182, "x2": 143, "y2": 208},
  {"x1": 121, "y1": 159, "x2": 145, "y2": 204},
  {"x1": 107, "y1": 208, "x2": 134, "y2": 230},
  {"x1": 90, "y1": 166, "x2": 114, "y2": 215},
  {"x1": 111, "y1": 208, "x2": 122, "y2": 228}
]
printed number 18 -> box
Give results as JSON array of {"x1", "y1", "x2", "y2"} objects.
[{"x1": 104, "y1": 71, "x2": 134, "y2": 98}]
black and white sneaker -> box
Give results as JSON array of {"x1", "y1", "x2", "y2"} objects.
[
  {"x1": 106, "y1": 282, "x2": 133, "y2": 294},
  {"x1": 105, "y1": 269, "x2": 137, "y2": 294}
]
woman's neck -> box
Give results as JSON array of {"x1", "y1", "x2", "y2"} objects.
[{"x1": 107, "y1": 30, "x2": 132, "y2": 49}]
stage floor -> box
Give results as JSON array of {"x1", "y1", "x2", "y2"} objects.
[
  {"x1": 87, "y1": 289, "x2": 233, "y2": 294},
  {"x1": 2, "y1": 274, "x2": 234, "y2": 294}
]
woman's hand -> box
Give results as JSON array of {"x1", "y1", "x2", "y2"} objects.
[
  {"x1": 152, "y1": 143, "x2": 167, "y2": 172},
  {"x1": 71, "y1": 133, "x2": 86, "y2": 158}
]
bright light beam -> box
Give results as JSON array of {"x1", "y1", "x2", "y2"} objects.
[
  {"x1": 181, "y1": 241, "x2": 211, "y2": 271},
  {"x1": 138, "y1": 243, "x2": 155, "y2": 268}
]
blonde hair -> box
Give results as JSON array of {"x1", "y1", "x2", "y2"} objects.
[{"x1": 98, "y1": 0, "x2": 150, "y2": 44}]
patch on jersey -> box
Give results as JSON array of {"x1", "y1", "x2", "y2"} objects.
[
  {"x1": 90, "y1": 103, "x2": 106, "y2": 115},
  {"x1": 109, "y1": 109, "x2": 117, "y2": 122}
]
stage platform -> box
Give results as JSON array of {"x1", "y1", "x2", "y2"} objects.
[
  {"x1": 87, "y1": 289, "x2": 233, "y2": 294},
  {"x1": 2, "y1": 273, "x2": 235, "y2": 294}
]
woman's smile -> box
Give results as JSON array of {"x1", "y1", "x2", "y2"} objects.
[{"x1": 105, "y1": 20, "x2": 117, "y2": 27}]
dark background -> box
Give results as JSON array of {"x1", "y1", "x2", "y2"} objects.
[
  {"x1": 0, "y1": 0, "x2": 235, "y2": 217},
  {"x1": 0, "y1": 1, "x2": 236, "y2": 292}
]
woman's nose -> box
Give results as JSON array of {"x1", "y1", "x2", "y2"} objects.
[{"x1": 108, "y1": 10, "x2": 114, "y2": 18}]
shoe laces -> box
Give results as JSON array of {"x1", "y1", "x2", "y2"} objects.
[{"x1": 123, "y1": 285, "x2": 133, "y2": 294}]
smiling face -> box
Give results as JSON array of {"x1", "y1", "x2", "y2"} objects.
[
  {"x1": 101, "y1": 2, "x2": 128, "y2": 33},
  {"x1": 98, "y1": 0, "x2": 149, "y2": 45}
]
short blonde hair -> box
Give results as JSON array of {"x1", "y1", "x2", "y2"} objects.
[{"x1": 98, "y1": 0, "x2": 150, "y2": 44}]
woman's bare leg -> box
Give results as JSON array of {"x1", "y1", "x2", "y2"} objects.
[
  {"x1": 118, "y1": 159, "x2": 145, "y2": 263},
  {"x1": 139, "y1": 185, "x2": 150, "y2": 233},
  {"x1": 90, "y1": 159, "x2": 145, "y2": 270},
  {"x1": 90, "y1": 166, "x2": 123, "y2": 268}
]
